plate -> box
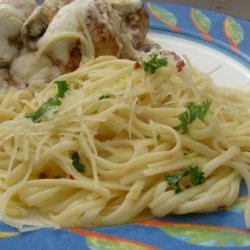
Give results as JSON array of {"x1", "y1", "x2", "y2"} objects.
[
  {"x1": 149, "y1": 32, "x2": 250, "y2": 89},
  {"x1": 1, "y1": 1, "x2": 250, "y2": 250}
]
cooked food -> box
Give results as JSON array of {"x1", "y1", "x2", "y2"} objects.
[
  {"x1": 0, "y1": 0, "x2": 37, "y2": 90},
  {"x1": 4, "y1": 0, "x2": 148, "y2": 88},
  {"x1": 21, "y1": 0, "x2": 76, "y2": 50},
  {"x1": 0, "y1": 55, "x2": 250, "y2": 230},
  {"x1": 0, "y1": 0, "x2": 36, "y2": 17},
  {"x1": 0, "y1": 0, "x2": 149, "y2": 88},
  {"x1": 22, "y1": 0, "x2": 148, "y2": 65},
  {"x1": 0, "y1": 0, "x2": 249, "y2": 231},
  {"x1": 0, "y1": 0, "x2": 36, "y2": 67},
  {"x1": 10, "y1": 51, "x2": 61, "y2": 89},
  {"x1": 0, "y1": 68, "x2": 9, "y2": 89},
  {"x1": 22, "y1": 0, "x2": 148, "y2": 60}
]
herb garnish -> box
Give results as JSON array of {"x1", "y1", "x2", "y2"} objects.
[
  {"x1": 25, "y1": 81, "x2": 69, "y2": 123},
  {"x1": 165, "y1": 166, "x2": 206, "y2": 193},
  {"x1": 157, "y1": 134, "x2": 161, "y2": 141},
  {"x1": 71, "y1": 152, "x2": 85, "y2": 173},
  {"x1": 56, "y1": 80, "x2": 69, "y2": 98},
  {"x1": 174, "y1": 100, "x2": 211, "y2": 134},
  {"x1": 99, "y1": 95, "x2": 110, "y2": 100},
  {"x1": 188, "y1": 166, "x2": 206, "y2": 185},
  {"x1": 142, "y1": 53, "x2": 168, "y2": 73},
  {"x1": 165, "y1": 171, "x2": 186, "y2": 194}
]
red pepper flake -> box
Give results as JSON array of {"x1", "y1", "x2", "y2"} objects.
[
  {"x1": 217, "y1": 205, "x2": 227, "y2": 210},
  {"x1": 176, "y1": 60, "x2": 185, "y2": 72},
  {"x1": 69, "y1": 174, "x2": 75, "y2": 180},
  {"x1": 134, "y1": 62, "x2": 141, "y2": 70}
]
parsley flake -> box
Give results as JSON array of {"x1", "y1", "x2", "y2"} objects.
[
  {"x1": 174, "y1": 100, "x2": 211, "y2": 134},
  {"x1": 71, "y1": 152, "x2": 85, "y2": 173},
  {"x1": 55, "y1": 80, "x2": 69, "y2": 98},
  {"x1": 188, "y1": 166, "x2": 206, "y2": 185},
  {"x1": 142, "y1": 53, "x2": 168, "y2": 73},
  {"x1": 165, "y1": 171, "x2": 186, "y2": 194},
  {"x1": 99, "y1": 95, "x2": 110, "y2": 100},
  {"x1": 25, "y1": 81, "x2": 69, "y2": 123},
  {"x1": 165, "y1": 166, "x2": 206, "y2": 193}
]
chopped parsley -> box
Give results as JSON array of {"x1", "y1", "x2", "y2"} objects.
[
  {"x1": 165, "y1": 166, "x2": 206, "y2": 193},
  {"x1": 25, "y1": 81, "x2": 69, "y2": 123},
  {"x1": 142, "y1": 53, "x2": 168, "y2": 73},
  {"x1": 56, "y1": 80, "x2": 69, "y2": 98},
  {"x1": 165, "y1": 171, "x2": 186, "y2": 194},
  {"x1": 157, "y1": 134, "x2": 161, "y2": 141},
  {"x1": 71, "y1": 152, "x2": 85, "y2": 173},
  {"x1": 188, "y1": 166, "x2": 206, "y2": 185},
  {"x1": 174, "y1": 100, "x2": 211, "y2": 134},
  {"x1": 99, "y1": 95, "x2": 110, "y2": 100}
]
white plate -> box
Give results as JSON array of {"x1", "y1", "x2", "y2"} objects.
[{"x1": 149, "y1": 32, "x2": 250, "y2": 89}]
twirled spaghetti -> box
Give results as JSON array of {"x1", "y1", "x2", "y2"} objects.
[{"x1": 0, "y1": 56, "x2": 250, "y2": 230}]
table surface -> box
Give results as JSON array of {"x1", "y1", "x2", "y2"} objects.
[{"x1": 158, "y1": 0, "x2": 250, "y2": 20}]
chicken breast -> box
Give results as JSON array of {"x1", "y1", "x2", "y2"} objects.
[
  {"x1": 104, "y1": 0, "x2": 148, "y2": 56},
  {"x1": 92, "y1": 0, "x2": 148, "y2": 59},
  {"x1": 2, "y1": 0, "x2": 149, "y2": 88},
  {"x1": 36, "y1": 0, "x2": 111, "y2": 66},
  {"x1": 21, "y1": 0, "x2": 148, "y2": 68}
]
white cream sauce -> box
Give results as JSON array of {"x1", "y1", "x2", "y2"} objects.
[
  {"x1": 0, "y1": 0, "x2": 36, "y2": 18},
  {"x1": 37, "y1": 0, "x2": 98, "y2": 65},
  {"x1": 0, "y1": 1, "x2": 36, "y2": 66},
  {"x1": 10, "y1": 50, "x2": 61, "y2": 88},
  {"x1": 0, "y1": 5, "x2": 24, "y2": 66}
]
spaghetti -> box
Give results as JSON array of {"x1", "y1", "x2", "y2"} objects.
[{"x1": 0, "y1": 56, "x2": 250, "y2": 230}]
